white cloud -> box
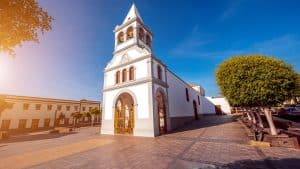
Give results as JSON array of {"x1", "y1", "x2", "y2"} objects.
[
  {"x1": 170, "y1": 25, "x2": 213, "y2": 56},
  {"x1": 219, "y1": 0, "x2": 243, "y2": 21}
]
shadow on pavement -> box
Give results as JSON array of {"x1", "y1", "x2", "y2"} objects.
[
  {"x1": 0, "y1": 132, "x2": 77, "y2": 144},
  {"x1": 169, "y1": 115, "x2": 241, "y2": 134},
  {"x1": 221, "y1": 158, "x2": 300, "y2": 169}
]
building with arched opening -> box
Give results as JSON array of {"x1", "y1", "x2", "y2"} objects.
[{"x1": 101, "y1": 4, "x2": 215, "y2": 137}]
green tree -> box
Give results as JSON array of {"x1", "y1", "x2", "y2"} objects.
[
  {"x1": 293, "y1": 74, "x2": 300, "y2": 102},
  {"x1": 0, "y1": 0, "x2": 53, "y2": 56},
  {"x1": 216, "y1": 55, "x2": 296, "y2": 135},
  {"x1": 90, "y1": 107, "x2": 101, "y2": 126},
  {"x1": 71, "y1": 112, "x2": 82, "y2": 128}
]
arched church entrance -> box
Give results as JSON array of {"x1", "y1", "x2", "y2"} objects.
[
  {"x1": 114, "y1": 92, "x2": 134, "y2": 134},
  {"x1": 193, "y1": 100, "x2": 199, "y2": 120},
  {"x1": 156, "y1": 90, "x2": 167, "y2": 135}
]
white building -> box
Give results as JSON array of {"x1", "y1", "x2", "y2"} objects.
[
  {"x1": 0, "y1": 94, "x2": 100, "y2": 133},
  {"x1": 206, "y1": 96, "x2": 232, "y2": 115},
  {"x1": 101, "y1": 4, "x2": 215, "y2": 137}
]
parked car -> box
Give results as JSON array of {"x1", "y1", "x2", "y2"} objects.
[{"x1": 283, "y1": 107, "x2": 300, "y2": 116}]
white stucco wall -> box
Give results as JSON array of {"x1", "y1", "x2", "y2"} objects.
[
  {"x1": 101, "y1": 4, "x2": 218, "y2": 137},
  {"x1": 166, "y1": 71, "x2": 200, "y2": 117},
  {"x1": 101, "y1": 83, "x2": 155, "y2": 137},
  {"x1": 206, "y1": 97, "x2": 231, "y2": 114},
  {"x1": 200, "y1": 97, "x2": 216, "y2": 114},
  {"x1": 152, "y1": 60, "x2": 166, "y2": 82},
  {"x1": 104, "y1": 57, "x2": 150, "y2": 87}
]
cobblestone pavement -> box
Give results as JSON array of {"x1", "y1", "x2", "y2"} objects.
[{"x1": 0, "y1": 115, "x2": 299, "y2": 169}]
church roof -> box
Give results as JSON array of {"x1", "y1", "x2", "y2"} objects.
[{"x1": 122, "y1": 3, "x2": 143, "y2": 24}]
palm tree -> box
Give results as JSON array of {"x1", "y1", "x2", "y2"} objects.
[
  {"x1": 90, "y1": 107, "x2": 101, "y2": 126},
  {"x1": 71, "y1": 112, "x2": 82, "y2": 128}
]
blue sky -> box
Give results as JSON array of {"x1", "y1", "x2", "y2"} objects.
[{"x1": 0, "y1": 0, "x2": 300, "y2": 101}]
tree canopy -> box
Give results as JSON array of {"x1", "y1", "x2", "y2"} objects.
[
  {"x1": 71, "y1": 112, "x2": 82, "y2": 119},
  {"x1": 0, "y1": 0, "x2": 53, "y2": 56},
  {"x1": 90, "y1": 107, "x2": 101, "y2": 116},
  {"x1": 294, "y1": 73, "x2": 300, "y2": 98},
  {"x1": 216, "y1": 55, "x2": 296, "y2": 107}
]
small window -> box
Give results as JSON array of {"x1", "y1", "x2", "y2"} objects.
[
  {"x1": 44, "y1": 119, "x2": 50, "y2": 128},
  {"x1": 23, "y1": 103, "x2": 30, "y2": 110},
  {"x1": 18, "y1": 119, "x2": 27, "y2": 129},
  {"x1": 66, "y1": 106, "x2": 70, "y2": 111},
  {"x1": 74, "y1": 106, "x2": 78, "y2": 111},
  {"x1": 82, "y1": 106, "x2": 86, "y2": 112},
  {"x1": 116, "y1": 71, "x2": 120, "y2": 84},
  {"x1": 185, "y1": 88, "x2": 189, "y2": 102},
  {"x1": 127, "y1": 27, "x2": 134, "y2": 39},
  {"x1": 89, "y1": 107, "x2": 92, "y2": 111},
  {"x1": 122, "y1": 69, "x2": 127, "y2": 82},
  {"x1": 139, "y1": 28, "x2": 144, "y2": 41},
  {"x1": 1, "y1": 120, "x2": 11, "y2": 130},
  {"x1": 118, "y1": 32, "x2": 124, "y2": 44},
  {"x1": 197, "y1": 96, "x2": 200, "y2": 105},
  {"x1": 129, "y1": 66, "x2": 135, "y2": 80},
  {"x1": 47, "y1": 105, "x2": 52, "y2": 111},
  {"x1": 31, "y1": 119, "x2": 39, "y2": 129},
  {"x1": 146, "y1": 34, "x2": 151, "y2": 47},
  {"x1": 57, "y1": 105, "x2": 62, "y2": 111},
  {"x1": 36, "y1": 104, "x2": 41, "y2": 110},
  {"x1": 157, "y1": 65, "x2": 162, "y2": 80}
]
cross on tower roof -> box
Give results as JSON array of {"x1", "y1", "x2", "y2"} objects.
[{"x1": 123, "y1": 3, "x2": 143, "y2": 24}]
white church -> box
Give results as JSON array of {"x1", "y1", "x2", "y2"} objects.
[{"x1": 101, "y1": 4, "x2": 216, "y2": 137}]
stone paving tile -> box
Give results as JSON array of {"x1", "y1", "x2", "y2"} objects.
[
  {"x1": 169, "y1": 159, "x2": 219, "y2": 169},
  {"x1": 164, "y1": 130, "x2": 202, "y2": 139},
  {"x1": 30, "y1": 145, "x2": 174, "y2": 169},
  {"x1": 0, "y1": 138, "x2": 114, "y2": 169},
  {"x1": 2, "y1": 115, "x2": 300, "y2": 169},
  {"x1": 0, "y1": 127, "x2": 99, "y2": 158},
  {"x1": 182, "y1": 141, "x2": 263, "y2": 165},
  {"x1": 135, "y1": 137, "x2": 193, "y2": 157}
]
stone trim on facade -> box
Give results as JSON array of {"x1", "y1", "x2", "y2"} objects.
[
  {"x1": 103, "y1": 77, "x2": 168, "y2": 92},
  {"x1": 1, "y1": 95, "x2": 100, "y2": 105}
]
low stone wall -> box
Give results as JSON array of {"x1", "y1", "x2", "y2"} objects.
[
  {"x1": 1, "y1": 127, "x2": 54, "y2": 136},
  {"x1": 238, "y1": 118, "x2": 300, "y2": 149}
]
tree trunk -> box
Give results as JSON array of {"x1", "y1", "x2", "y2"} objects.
[
  {"x1": 246, "y1": 111, "x2": 252, "y2": 121},
  {"x1": 255, "y1": 109, "x2": 264, "y2": 129},
  {"x1": 249, "y1": 111, "x2": 257, "y2": 124},
  {"x1": 263, "y1": 107, "x2": 278, "y2": 135},
  {"x1": 91, "y1": 115, "x2": 94, "y2": 127},
  {"x1": 73, "y1": 118, "x2": 75, "y2": 128}
]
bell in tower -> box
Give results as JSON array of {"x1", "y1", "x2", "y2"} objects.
[{"x1": 114, "y1": 4, "x2": 152, "y2": 54}]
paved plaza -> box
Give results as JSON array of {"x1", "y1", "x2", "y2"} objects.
[{"x1": 0, "y1": 115, "x2": 299, "y2": 169}]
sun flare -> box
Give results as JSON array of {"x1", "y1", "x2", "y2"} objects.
[{"x1": 0, "y1": 54, "x2": 12, "y2": 84}]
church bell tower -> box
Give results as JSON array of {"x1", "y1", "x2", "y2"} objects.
[
  {"x1": 114, "y1": 4, "x2": 153, "y2": 54},
  {"x1": 101, "y1": 4, "x2": 162, "y2": 137}
]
